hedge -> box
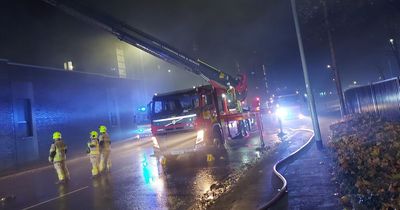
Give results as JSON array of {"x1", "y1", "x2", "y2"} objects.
[{"x1": 329, "y1": 114, "x2": 400, "y2": 209}]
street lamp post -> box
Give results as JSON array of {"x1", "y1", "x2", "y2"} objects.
[
  {"x1": 389, "y1": 38, "x2": 400, "y2": 72},
  {"x1": 291, "y1": 0, "x2": 323, "y2": 146},
  {"x1": 275, "y1": 106, "x2": 286, "y2": 138},
  {"x1": 277, "y1": 116, "x2": 285, "y2": 138}
]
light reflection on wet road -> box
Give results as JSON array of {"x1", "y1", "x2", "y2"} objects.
[{"x1": 0, "y1": 121, "x2": 278, "y2": 210}]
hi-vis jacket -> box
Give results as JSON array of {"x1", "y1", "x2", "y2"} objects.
[
  {"x1": 99, "y1": 133, "x2": 111, "y2": 151},
  {"x1": 87, "y1": 138, "x2": 100, "y2": 155},
  {"x1": 49, "y1": 140, "x2": 67, "y2": 162}
]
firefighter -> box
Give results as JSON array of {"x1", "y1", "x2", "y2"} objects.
[
  {"x1": 87, "y1": 131, "x2": 100, "y2": 177},
  {"x1": 49, "y1": 131, "x2": 70, "y2": 184},
  {"x1": 98, "y1": 125, "x2": 111, "y2": 173}
]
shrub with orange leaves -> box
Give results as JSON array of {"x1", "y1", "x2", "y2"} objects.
[{"x1": 329, "y1": 114, "x2": 400, "y2": 209}]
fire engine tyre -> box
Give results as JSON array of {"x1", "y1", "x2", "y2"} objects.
[
  {"x1": 162, "y1": 155, "x2": 179, "y2": 169},
  {"x1": 246, "y1": 119, "x2": 252, "y2": 131},
  {"x1": 239, "y1": 120, "x2": 248, "y2": 137},
  {"x1": 212, "y1": 127, "x2": 225, "y2": 151}
]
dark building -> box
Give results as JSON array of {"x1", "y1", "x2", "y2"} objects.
[{"x1": 0, "y1": 59, "x2": 146, "y2": 172}]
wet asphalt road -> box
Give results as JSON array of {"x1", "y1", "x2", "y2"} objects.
[
  {"x1": 0, "y1": 123, "x2": 275, "y2": 210},
  {"x1": 0, "y1": 111, "x2": 340, "y2": 210}
]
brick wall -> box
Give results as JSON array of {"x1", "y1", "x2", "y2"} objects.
[{"x1": 0, "y1": 69, "x2": 15, "y2": 171}]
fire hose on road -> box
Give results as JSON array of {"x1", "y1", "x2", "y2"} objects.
[{"x1": 260, "y1": 129, "x2": 315, "y2": 209}]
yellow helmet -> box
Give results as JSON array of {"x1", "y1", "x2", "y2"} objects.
[
  {"x1": 99, "y1": 125, "x2": 107, "y2": 133},
  {"x1": 53, "y1": 131, "x2": 62, "y2": 140},
  {"x1": 90, "y1": 131, "x2": 98, "y2": 139}
]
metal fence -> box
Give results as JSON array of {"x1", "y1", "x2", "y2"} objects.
[{"x1": 344, "y1": 77, "x2": 400, "y2": 119}]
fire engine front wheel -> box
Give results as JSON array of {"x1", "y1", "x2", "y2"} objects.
[
  {"x1": 212, "y1": 127, "x2": 225, "y2": 150},
  {"x1": 245, "y1": 119, "x2": 252, "y2": 131}
]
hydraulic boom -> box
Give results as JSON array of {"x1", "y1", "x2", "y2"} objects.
[{"x1": 41, "y1": 0, "x2": 247, "y2": 100}]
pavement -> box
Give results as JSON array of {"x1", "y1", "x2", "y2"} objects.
[
  {"x1": 210, "y1": 114, "x2": 344, "y2": 210},
  {"x1": 272, "y1": 140, "x2": 342, "y2": 209},
  {"x1": 272, "y1": 114, "x2": 344, "y2": 209}
]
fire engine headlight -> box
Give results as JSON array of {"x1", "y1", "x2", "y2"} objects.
[
  {"x1": 152, "y1": 137, "x2": 160, "y2": 149},
  {"x1": 196, "y1": 130, "x2": 204, "y2": 144},
  {"x1": 276, "y1": 107, "x2": 288, "y2": 119},
  {"x1": 298, "y1": 114, "x2": 305, "y2": 119}
]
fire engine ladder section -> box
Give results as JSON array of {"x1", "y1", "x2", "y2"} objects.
[{"x1": 41, "y1": 0, "x2": 251, "y2": 123}]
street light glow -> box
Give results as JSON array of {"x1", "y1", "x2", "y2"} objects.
[
  {"x1": 276, "y1": 107, "x2": 288, "y2": 119},
  {"x1": 389, "y1": 39, "x2": 394, "y2": 45}
]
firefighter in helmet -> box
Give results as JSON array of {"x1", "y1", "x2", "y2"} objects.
[
  {"x1": 87, "y1": 131, "x2": 100, "y2": 177},
  {"x1": 49, "y1": 131, "x2": 70, "y2": 184},
  {"x1": 99, "y1": 125, "x2": 111, "y2": 172}
]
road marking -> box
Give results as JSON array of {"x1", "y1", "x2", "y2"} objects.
[{"x1": 21, "y1": 186, "x2": 88, "y2": 210}]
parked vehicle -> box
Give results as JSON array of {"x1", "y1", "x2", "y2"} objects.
[{"x1": 274, "y1": 93, "x2": 307, "y2": 120}]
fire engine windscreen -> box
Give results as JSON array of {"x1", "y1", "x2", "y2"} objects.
[{"x1": 152, "y1": 91, "x2": 199, "y2": 118}]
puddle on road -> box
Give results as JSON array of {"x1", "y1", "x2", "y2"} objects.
[
  {"x1": 128, "y1": 119, "x2": 288, "y2": 210},
  {"x1": 140, "y1": 155, "x2": 165, "y2": 195},
  {"x1": 143, "y1": 133, "x2": 283, "y2": 210}
]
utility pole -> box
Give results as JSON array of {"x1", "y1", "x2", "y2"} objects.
[
  {"x1": 389, "y1": 38, "x2": 400, "y2": 73},
  {"x1": 235, "y1": 61, "x2": 241, "y2": 73},
  {"x1": 291, "y1": 0, "x2": 323, "y2": 146},
  {"x1": 321, "y1": 0, "x2": 346, "y2": 117},
  {"x1": 262, "y1": 64, "x2": 269, "y2": 97}
]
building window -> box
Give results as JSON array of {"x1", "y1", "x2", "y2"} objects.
[{"x1": 15, "y1": 99, "x2": 33, "y2": 138}]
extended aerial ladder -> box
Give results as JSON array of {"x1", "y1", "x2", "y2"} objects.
[
  {"x1": 41, "y1": 0, "x2": 265, "y2": 153},
  {"x1": 41, "y1": 0, "x2": 248, "y2": 102}
]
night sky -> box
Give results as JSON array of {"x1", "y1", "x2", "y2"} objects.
[{"x1": 1, "y1": 0, "x2": 400, "y2": 96}]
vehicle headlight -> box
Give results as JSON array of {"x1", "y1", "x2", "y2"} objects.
[
  {"x1": 152, "y1": 137, "x2": 160, "y2": 149},
  {"x1": 298, "y1": 114, "x2": 305, "y2": 119},
  {"x1": 276, "y1": 107, "x2": 288, "y2": 119},
  {"x1": 196, "y1": 130, "x2": 204, "y2": 144}
]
